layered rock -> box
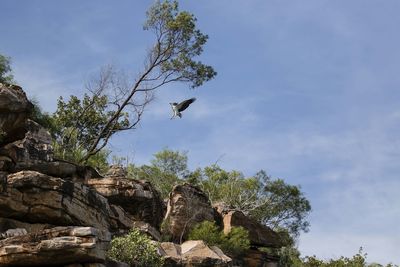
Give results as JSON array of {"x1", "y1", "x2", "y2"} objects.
[
  {"x1": 163, "y1": 184, "x2": 219, "y2": 242},
  {"x1": 0, "y1": 120, "x2": 53, "y2": 171},
  {"x1": 234, "y1": 249, "x2": 279, "y2": 267},
  {"x1": 0, "y1": 83, "x2": 33, "y2": 145},
  {"x1": 0, "y1": 171, "x2": 134, "y2": 234},
  {"x1": 0, "y1": 226, "x2": 110, "y2": 266},
  {"x1": 88, "y1": 174, "x2": 164, "y2": 230},
  {"x1": 220, "y1": 210, "x2": 282, "y2": 248},
  {"x1": 160, "y1": 240, "x2": 232, "y2": 267},
  {"x1": 0, "y1": 217, "x2": 52, "y2": 235}
]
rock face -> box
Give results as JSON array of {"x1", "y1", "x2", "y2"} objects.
[
  {"x1": 0, "y1": 84, "x2": 282, "y2": 266},
  {"x1": 160, "y1": 240, "x2": 232, "y2": 267},
  {"x1": 221, "y1": 210, "x2": 282, "y2": 248},
  {"x1": 239, "y1": 249, "x2": 280, "y2": 267},
  {"x1": 88, "y1": 176, "x2": 164, "y2": 229},
  {"x1": 0, "y1": 171, "x2": 137, "y2": 234},
  {"x1": 0, "y1": 83, "x2": 33, "y2": 145},
  {"x1": 0, "y1": 226, "x2": 110, "y2": 266},
  {"x1": 0, "y1": 120, "x2": 53, "y2": 171},
  {"x1": 164, "y1": 184, "x2": 219, "y2": 243}
]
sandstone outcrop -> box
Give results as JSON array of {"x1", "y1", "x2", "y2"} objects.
[
  {"x1": 240, "y1": 249, "x2": 279, "y2": 267},
  {"x1": 220, "y1": 210, "x2": 282, "y2": 248},
  {"x1": 88, "y1": 173, "x2": 164, "y2": 229},
  {"x1": 0, "y1": 84, "x2": 282, "y2": 266},
  {"x1": 0, "y1": 170, "x2": 141, "y2": 235},
  {"x1": 160, "y1": 240, "x2": 232, "y2": 267},
  {"x1": 0, "y1": 226, "x2": 110, "y2": 266},
  {"x1": 0, "y1": 83, "x2": 33, "y2": 145},
  {"x1": 163, "y1": 184, "x2": 219, "y2": 242}
]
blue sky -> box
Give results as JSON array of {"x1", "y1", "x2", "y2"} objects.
[{"x1": 1, "y1": 0, "x2": 399, "y2": 264}]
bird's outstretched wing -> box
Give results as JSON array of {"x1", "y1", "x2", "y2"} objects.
[{"x1": 176, "y1": 98, "x2": 196, "y2": 112}]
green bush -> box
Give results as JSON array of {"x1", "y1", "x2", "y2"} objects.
[
  {"x1": 220, "y1": 226, "x2": 250, "y2": 256},
  {"x1": 107, "y1": 228, "x2": 164, "y2": 267},
  {"x1": 188, "y1": 221, "x2": 250, "y2": 256},
  {"x1": 188, "y1": 220, "x2": 222, "y2": 246}
]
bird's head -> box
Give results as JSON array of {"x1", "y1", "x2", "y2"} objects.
[{"x1": 170, "y1": 102, "x2": 178, "y2": 107}]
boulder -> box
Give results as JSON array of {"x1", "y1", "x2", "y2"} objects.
[
  {"x1": 160, "y1": 240, "x2": 232, "y2": 267},
  {"x1": 88, "y1": 176, "x2": 164, "y2": 229},
  {"x1": 221, "y1": 210, "x2": 282, "y2": 248},
  {"x1": 163, "y1": 184, "x2": 219, "y2": 242},
  {"x1": 0, "y1": 83, "x2": 33, "y2": 145},
  {"x1": 0, "y1": 226, "x2": 110, "y2": 266},
  {"x1": 0, "y1": 120, "x2": 53, "y2": 170}
]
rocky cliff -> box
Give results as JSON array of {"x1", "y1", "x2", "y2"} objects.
[{"x1": 0, "y1": 83, "x2": 281, "y2": 267}]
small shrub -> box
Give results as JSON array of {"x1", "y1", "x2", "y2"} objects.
[
  {"x1": 107, "y1": 228, "x2": 164, "y2": 267},
  {"x1": 220, "y1": 226, "x2": 250, "y2": 256},
  {"x1": 188, "y1": 221, "x2": 250, "y2": 256},
  {"x1": 188, "y1": 220, "x2": 222, "y2": 246}
]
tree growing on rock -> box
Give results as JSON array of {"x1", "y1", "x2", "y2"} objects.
[
  {"x1": 133, "y1": 148, "x2": 311, "y2": 241},
  {"x1": 51, "y1": 0, "x2": 216, "y2": 164},
  {"x1": 0, "y1": 54, "x2": 14, "y2": 84}
]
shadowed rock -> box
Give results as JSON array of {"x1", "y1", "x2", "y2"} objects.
[
  {"x1": 163, "y1": 184, "x2": 220, "y2": 243},
  {"x1": 0, "y1": 84, "x2": 33, "y2": 145},
  {"x1": 88, "y1": 176, "x2": 164, "y2": 230},
  {"x1": 218, "y1": 209, "x2": 282, "y2": 248},
  {"x1": 0, "y1": 226, "x2": 110, "y2": 266}
]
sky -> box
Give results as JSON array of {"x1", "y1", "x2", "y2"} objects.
[{"x1": 1, "y1": 0, "x2": 400, "y2": 264}]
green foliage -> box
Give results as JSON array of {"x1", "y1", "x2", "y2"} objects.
[
  {"x1": 0, "y1": 54, "x2": 14, "y2": 84},
  {"x1": 128, "y1": 149, "x2": 189, "y2": 199},
  {"x1": 188, "y1": 221, "x2": 221, "y2": 246},
  {"x1": 39, "y1": 0, "x2": 216, "y2": 164},
  {"x1": 144, "y1": 0, "x2": 216, "y2": 88},
  {"x1": 188, "y1": 221, "x2": 250, "y2": 256},
  {"x1": 151, "y1": 149, "x2": 189, "y2": 178},
  {"x1": 277, "y1": 246, "x2": 303, "y2": 267},
  {"x1": 131, "y1": 149, "x2": 311, "y2": 240},
  {"x1": 302, "y1": 248, "x2": 367, "y2": 267},
  {"x1": 250, "y1": 170, "x2": 312, "y2": 238},
  {"x1": 128, "y1": 164, "x2": 179, "y2": 199},
  {"x1": 198, "y1": 167, "x2": 311, "y2": 238},
  {"x1": 107, "y1": 228, "x2": 164, "y2": 267},
  {"x1": 29, "y1": 99, "x2": 56, "y2": 131},
  {"x1": 220, "y1": 226, "x2": 251, "y2": 256},
  {"x1": 51, "y1": 94, "x2": 128, "y2": 163},
  {"x1": 277, "y1": 247, "x2": 398, "y2": 267}
]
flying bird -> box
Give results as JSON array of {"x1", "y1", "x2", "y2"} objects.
[{"x1": 169, "y1": 98, "x2": 196, "y2": 119}]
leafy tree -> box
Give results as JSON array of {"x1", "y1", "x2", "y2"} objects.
[
  {"x1": 107, "y1": 228, "x2": 164, "y2": 267},
  {"x1": 276, "y1": 247, "x2": 399, "y2": 267},
  {"x1": 128, "y1": 148, "x2": 190, "y2": 198},
  {"x1": 51, "y1": 89, "x2": 129, "y2": 164},
  {"x1": 128, "y1": 163, "x2": 178, "y2": 199},
  {"x1": 249, "y1": 170, "x2": 311, "y2": 238},
  {"x1": 132, "y1": 149, "x2": 311, "y2": 239},
  {"x1": 197, "y1": 167, "x2": 311, "y2": 238},
  {"x1": 151, "y1": 149, "x2": 189, "y2": 178},
  {"x1": 0, "y1": 54, "x2": 14, "y2": 84},
  {"x1": 55, "y1": 0, "x2": 216, "y2": 163}
]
